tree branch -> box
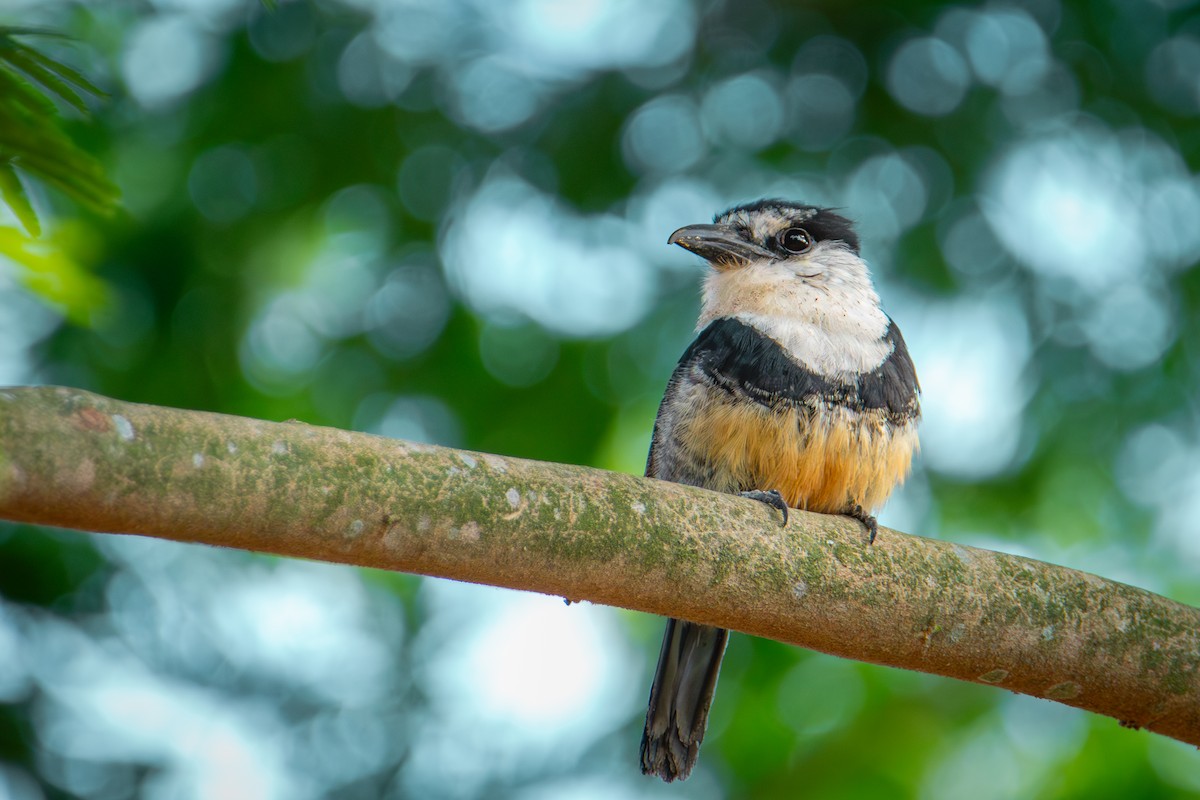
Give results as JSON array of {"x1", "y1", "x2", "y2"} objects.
[{"x1": 2, "y1": 385, "x2": 1198, "y2": 745}]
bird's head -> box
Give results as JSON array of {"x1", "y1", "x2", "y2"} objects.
[
  {"x1": 669, "y1": 198, "x2": 861, "y2": 279},
  {"x1": 672, "y1": 199, "x2": 886, "y2": 342}
]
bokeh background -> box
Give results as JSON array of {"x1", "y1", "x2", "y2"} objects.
[{"x1": 2, "y1": 0, "x2": 1200, "y2": 797}]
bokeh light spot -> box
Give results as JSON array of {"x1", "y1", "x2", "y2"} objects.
[
  {"x1": 509, "y1": 0, "x2": 695, "y2": 74},
  {"x1": 846, "y1": 152, "x2": 928, "y2": 239},
  {"x1": 122, "y1": 15, "x2": 220, "y2": 108},
  {"x1": 786, "y1": 73, "x2": 856, "y2": 152},
  {"x1": 887, "y1": 36, "x2": 970, "y2": 116},
  {"x1": 1145, "y1": 35, "x2": 1200, "y2": 115},
  {"x1": 903, "y1": 296, "x2": 1030, "y2": 479},
  {"x1": 247, "y1": 1, "x2": 316, "y2": 63},
  {"x1": 442, "y1": 176, "x2": 654, "y2": 337},
  {"x1": 448, "y1": 56, "x2": 543, "y2": 133},
  {"x1": 984, "y1": 125, "x2": 1199, "y2": 322},
  {"x1": 479, "y1": 322, "x2": 560, "y2": 388},
  {"x1": 423, "y1": 586, "x2": 634, "y2": 741},
  {"x1": 323, "y1": 184, "x2": 393, "y2": 258},
  {"x1": 0, "y1": 762, "x2": 44, "y2": 800},
  {"x1": 793, "y1": 35, "x2": 869, "y2": 97},
  {"x1": 962, "y1": 8, "x2": 1049, "y2": 95},
  {"x1": 208, "y1": 562, "x2": 392, "y2": 703},
  {"x1": 701, "y1": 72, "x2": 784, "y2": 151},
  {"x1": 938, "y1": 203, "x2": 1008, "y2": 278},
  {"x1": 338, "y1": 32, "x2": 412, "y2": 107},
  {"x1": 240, "y1": 295, "x2": 325, "y2": 389},
  {"x1": 1144, "y1": 175, "x2": 1200, "y2": 270},
  {"x1": 984, "y1": 132, "x2": 1138, "y2": 293},
  {"x1": 188, "y1": 146, "x2": 258, "y2": 224},
  {"x1": 622, "y1": 94, "x2": 706, "y2": 174},
  {"x1": 372, "y1": 3, "x2": 454, "y2": 65},
  {"x1": 356, "y1": 393, "x2": 463, "y2": 446},
  {"x1": 365, "y1": 257, "x2": 451, "y2": 360},
  {"x1": 1082, "y1": 283, "x2": 1175, "y2": 371},
  {"x1": 1115, "y1": 424, "x2": 1187, "y2": 511}
]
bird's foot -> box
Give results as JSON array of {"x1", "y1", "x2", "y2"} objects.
[
  {"x1": 740, "y1": 489, "x2": 788, "y2": 526},
  {"x1": 847, "y1": 504, "x2": 878, "y2": 543}
]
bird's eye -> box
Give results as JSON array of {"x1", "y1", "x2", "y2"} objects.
[{"x1": 779, "y1": 227, "x2": 814, "y2": 254}]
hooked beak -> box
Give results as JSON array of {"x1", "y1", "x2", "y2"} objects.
[{"x1": 668, "y1": 224, "x2": 773, "y2": 269}]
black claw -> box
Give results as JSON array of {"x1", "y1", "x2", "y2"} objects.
[
  {"x1": 847, "y1": 504, "x2": 878, "y2": 543},
  {"x1": 740, "y1": 489, "x2": 788, "y2": 526}
]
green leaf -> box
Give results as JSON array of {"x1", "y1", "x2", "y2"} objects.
[
  {"x1": 0, "y1": 124, "x2": 119, "y2": 212},
  {"x1": 0, "y1": 224, "x2": 108, "y2": 323},
  {"x1": 10, "y1": 41, "x2": 106, "y2": 99},
  {"x1": 0, "y1": 26, "x2": 119, "y2": 231},
  {"x1": 0, "y1": 62, "x2": 58, "y2": 118},
  {"x1": 2, "y1": 46, "x2": 87, "y2": 114},
  {"x1": 0, "y1": 26, "x2": 69, "y2": 40},
  {"x1": 0, "y1": 160, "x2": 39, "y2": 236}
]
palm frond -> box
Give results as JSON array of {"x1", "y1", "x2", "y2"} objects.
[
  {"x1": 0, "y1": 159, "x2": 39, "y2": 236},
  {"x1": 0, "y1": 26, "x2": 119, "y2": 234}
]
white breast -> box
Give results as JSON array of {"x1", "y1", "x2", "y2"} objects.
[{"x1": 697, "y1": 243, "x2": 893, "y2": 378}]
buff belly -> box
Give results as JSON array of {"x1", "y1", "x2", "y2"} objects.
[{"x1": 669, "y1": 387, "x2": 918, "y2": 515}]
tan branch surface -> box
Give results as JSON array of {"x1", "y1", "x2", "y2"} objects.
[{"x1": 2, "y1": 386, "x2": 1199, "y2": 745}]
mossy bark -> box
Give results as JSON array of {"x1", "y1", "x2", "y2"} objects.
[{"x1": 2, "y1": 386, "x2": 1198, "y2": 746}]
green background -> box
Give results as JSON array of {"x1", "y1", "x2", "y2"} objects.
[{"x1": 2, "y1": 0, "x2": 1200, "y2": 797}]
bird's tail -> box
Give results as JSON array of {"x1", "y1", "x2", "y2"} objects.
[{"x1": 640, "y1": 618, "x2": 729, "y2": 782}]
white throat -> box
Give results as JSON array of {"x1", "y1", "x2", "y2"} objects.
[{"x1": 698, "y1": 244, "x2": 893, "y2": 377}]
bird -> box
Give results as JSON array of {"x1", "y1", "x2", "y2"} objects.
[{"x1": 639, "y1": 199, "x2": 921, "y2": 782}]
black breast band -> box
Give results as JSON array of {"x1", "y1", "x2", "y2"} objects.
[{"x1": 678, "y1": 317, "x2": 920, "y2": 422}]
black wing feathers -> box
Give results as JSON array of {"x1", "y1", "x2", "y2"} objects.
[{"x1": 859, "y1": 321, "x2": 920, "y2": 417}]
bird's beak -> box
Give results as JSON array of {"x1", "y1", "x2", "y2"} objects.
[{"x1": 668, "y1": 224, "x2": 773, "y2": 269}]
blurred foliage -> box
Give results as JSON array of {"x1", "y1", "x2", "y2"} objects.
[
  {"x1": 0, "y1": 26, "x2": 116, "y2": 322},
  {"x1": 0, "y1": 223, "x2": 108, "y2": 324},
  {"x1": 0, "y1": 27, "x2": 118, "y2": 228},
  {"x1": 1, "y1": 0, "x2": 1200, "y2": 798}
]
